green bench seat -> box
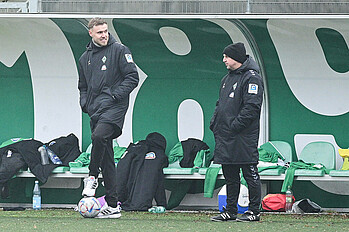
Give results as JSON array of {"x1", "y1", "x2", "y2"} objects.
[
  {"x1": 163, "y1": 167, "x2": 198, "y2": 175},
  {"x1": 52, "y1": 166, "x2": 69, "y2": 173},
  {"x1": 198, "y1": 167, "x2": 223, "y2": 175},
  {"x1": 294, "y1": 169, "x2": 325, "y2": 176},
  {"x1": 259, "y1": 169, "x2": 285, "y2": 176},
  {"x1": 69, "y1": 166, "x2": 89, "y2": 174},
  {"x1": 329, "y1": 170, "x2": 349, "y2": 177}
]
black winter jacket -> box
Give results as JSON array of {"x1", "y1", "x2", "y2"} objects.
[
  {"x1": 180, "y1": 138, "x2": 209, "y2": 168},
  {"x1": 210, "y1": 56, "x2": 264, "y2": 164},
  {"x1": 78, "y1": 34, "x2": 139, "y2": 131},
  {"x1": 115, "y1": 132, "x2": 168, "y2": 211},
  {"x1": 0, "y1": 134, "x2": 80, "y2": 186}
]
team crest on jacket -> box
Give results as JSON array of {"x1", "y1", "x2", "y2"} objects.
[
  {"x1": 7, "y1": 150, "x2": 12, "y2": 157},
  {"x1": 248, "y1": 84, "x2": 258, "y2": 94},
  {"x1": 101, "y1": 64, "x2": 107, "y2": 71},
  {"x1": 233, "y1": 82, "x2": 237, "y2": 90},
  {"x1": 102, "y1": 56, "x2": 107, "y2": 63},
  {"x1": 125, "y1": 54, "x2": 134, "y2": 63},
  {"x1": 145, "y1": 152, "x2": 156, "y2": 159},
  {"x1": 229, "y1": 92, "x2": 234, "y2": 98}
]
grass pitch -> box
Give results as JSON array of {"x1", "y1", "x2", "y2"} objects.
[{"x1": 0, "y1": 209, "x2": 348, "y2": 232}]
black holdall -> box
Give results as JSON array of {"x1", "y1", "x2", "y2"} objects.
[{"x1": 292, "y1": 199, "x2": 322, "y2": 213}]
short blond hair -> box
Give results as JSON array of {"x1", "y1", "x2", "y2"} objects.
[{"x1": 88, "y1": 17, "x2": 107, "y2": 30}]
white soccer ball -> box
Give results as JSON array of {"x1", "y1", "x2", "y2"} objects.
[{"x1": 78, "y1": 197, "x2": 101, "y2": 218}]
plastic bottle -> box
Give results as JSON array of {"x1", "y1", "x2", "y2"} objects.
[
  {"x1": 148, "y1": 206, "x2": 156, "y2": 213},
  {"x1": 33, "y1": 180, "x2": 41, "y2": 210},
  {"x1": 156, "y1": 206, "x2": 166, "y2": 213},
  {"x1": 285, "y1": 186, "x2": 293, "y2": 213},
  {"x1": 45, "y1": 146, "x2": 62, "y2": 165},
  {"x1": 148, "y1": 206, "x2": 166, "y2": 213},
  {"x1": 38, "y1": 146, "x2": 49, "y2": 165}
]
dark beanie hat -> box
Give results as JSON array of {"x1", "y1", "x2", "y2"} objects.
[{"x1": 223, "y1": 42, "x2": 247, "y2": 64}]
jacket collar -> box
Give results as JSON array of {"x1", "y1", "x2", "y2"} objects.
[{"x1": 86, "y1": 33, "x2": 117, "y2": 51}]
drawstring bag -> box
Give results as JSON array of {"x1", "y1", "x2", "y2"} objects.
[{"x1": 262, "y1": 194, "x2": 295, "y2": 211}]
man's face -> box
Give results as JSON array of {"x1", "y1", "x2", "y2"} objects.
[
  {"x1": 223, "y1": 54, "x2": 241, "y2": 71},
  {"x1": 89, "y1": 23, "x2": 109, "y2": 46}
]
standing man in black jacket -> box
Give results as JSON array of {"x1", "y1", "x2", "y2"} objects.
[
  {"x1": 210, "y1": 43, "x2": 264, "y2": 222},
  {"x1": 78, "y1": 17, "x2": 139, "y2": 219}
]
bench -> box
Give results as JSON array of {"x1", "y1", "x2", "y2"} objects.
[
  {"x1": 14, "y1": 140, "x2": 349, "y2": 180},
  {"x1": 15, "y1": 165, "x2": 349, "y2": 181},
  {"x1": 14, "y1": 140, "x2": 349, "y2": 182},
  {"x1": 8, "y1": 139, "x2": 349, "y2": 210},
  {"x1": 12, "y1": 166, "x2": 349, "y2": 208},
  {"x1": 6, "y1": 161, "x2": 348, "y2": 211}
]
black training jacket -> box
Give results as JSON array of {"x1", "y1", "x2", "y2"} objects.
[
  {"x1": 180, "y1": 138, "x2": 210, "y2": 168},
  {"x1": 115, "y1": 132, "x2": 168, "y2": 211},
  {"x1": 210, "y1": 56, "x2": 264, "y2": 165},
  {"x1": 0, "y1": 134, "x2": 80, "y2": 186},
  {"x1": 78, "y1": 34, "x2": 139, "y2": 131}
]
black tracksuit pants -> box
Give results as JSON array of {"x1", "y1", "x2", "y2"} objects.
[
  {"x1": 89, "y1": 122, "x2": 121, "y2": 208},
  {"x1": 222, "y1": 164, "x2": 261, "y2": 214}
]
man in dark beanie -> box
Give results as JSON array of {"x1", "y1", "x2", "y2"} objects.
[
  {"x1": 210, "y1": 42, "x2": 264, "y2": 222},
  {"x1": 222, "y1": 42, "x2": 247, "y2": 64}
]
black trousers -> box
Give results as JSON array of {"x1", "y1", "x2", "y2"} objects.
[
  {"x1": 89, "y1": 122, "x2": 121, "y2": 208},
  {"x1": 222, "y1": 164, "x2": 261, "y2": 214}
]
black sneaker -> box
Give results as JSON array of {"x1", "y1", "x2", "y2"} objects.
[
  {"x1": 211, "y1": 208, "x2": 237, "y2": 222},
  {"x1": 236, "y1": 210, "x2": 260, "y2": 222}
]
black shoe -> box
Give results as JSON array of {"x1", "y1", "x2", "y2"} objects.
[
  {"x1": 211, "y1": 208, "x2": 237, "y2": 222},
  {"x1": 236, "y1": 210, "x2": 260, "y2": 222}
]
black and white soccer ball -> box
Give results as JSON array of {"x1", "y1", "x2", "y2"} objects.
[{"x1": 78, "y1": 197, "x2": 101, "y2": 218}]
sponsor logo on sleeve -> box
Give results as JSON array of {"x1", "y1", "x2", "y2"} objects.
[
  {"x1": 125, "y1": 54, "x2": 134, "y2": 63},
  {"x1": 248, "y1": 84, "x2": 258, "y2": 94}
]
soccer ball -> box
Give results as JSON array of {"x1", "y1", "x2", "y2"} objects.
[{"x1": 78, "y1": 197, "x2": 101, "y2": 218}]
